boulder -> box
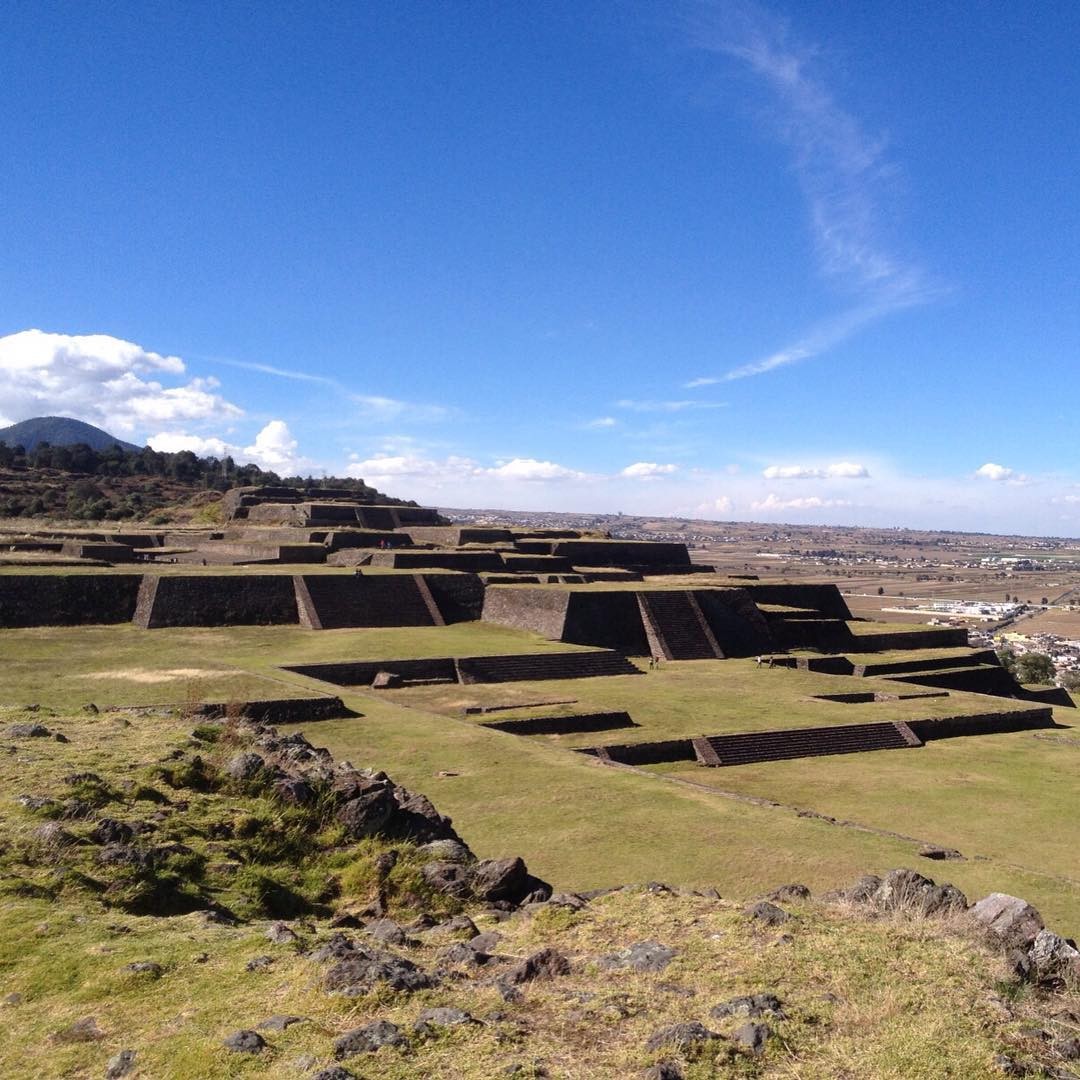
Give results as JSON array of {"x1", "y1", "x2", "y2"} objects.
[
  {"x1": 744, "y1": 901, "x2": 791, "y2": 926},
  {"x1": 265, "y1": 921, "x2": 299, "y2": 945},
  {"x1": 873, "y1": 869, "x2": 967, "y2": 916},
  {"x1": 90, "y1": 819, "x2": 134, "y2": 846},
  {"x1": 598, "y1": 941, "x2": 676, "y2": 973},
  {"x1": 644, "y1": 1022, "x2": 720, "y2": 1053},
  {"x1": 1029, "y1": 929, "x2": 1080, "y2": 982},
  {"x1": 104, "y1": 1049, "x2": 136, "y2": 1078},
  {"x1": 223, "y1": 1030, "x2": 266, "y2": 1053},
  {"x1": 763, "y1": 884, "x2": 810, "y2": 902},
  {"x1": 710, "y1": 993, "x2": 786, "y2": 1021},
  {"x1": 422, "y1": 860, "x2": 472, "y2": 899},
  {"x1": 733, "y1": 1022, "x2": 769, "y2": 1055},
  {"x1": 371, "y1": 671, "x2": 402, "y2": 689},
  {"x1": 970, "y1": 893, "x2": 1044, "y2": 949},
  {"x1": 471, "y1": 857, "x2": 530, "y2": 903},
  {"x1": 224, "y1": 753, "x2": 265, "y2": 782},
  {"x1": 323, "y1": 947, "x2": 436, "y2": 994},
  {"x1": 504, "y1": 947, "x2": 571, "y2": 985},
  {"x1": 334, "y1": 1020, "x2": 406, "y2": 1058},
  {"x1": 336, "y1": 785, "x2": 397, "y2": 839},
  {"x1": 413, "y1": 1007, "x2": 480, "y2": 1036}
]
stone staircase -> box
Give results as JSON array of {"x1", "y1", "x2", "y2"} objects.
[
  {"x1": 638, "y1": 591, "x2": 722, "y2": 660},
  {"x1": 692, "y1": 721, "x2": 921, "y2": 766},
  {"x1": 456, "y1": 650, "x2": 641, "y2": 683}
]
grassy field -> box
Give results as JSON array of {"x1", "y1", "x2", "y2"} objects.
[{"x1": 0, "y1": 623, "x2": 592, "y2": 711}]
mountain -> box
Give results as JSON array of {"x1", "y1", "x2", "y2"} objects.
[{"x1": 0, "y1": 415, "x2": 142, "y2": 453}]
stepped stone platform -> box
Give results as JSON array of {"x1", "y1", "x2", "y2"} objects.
[
  {"x1": 368, "y1": 549, "x2": 506, "y2": 573},
  {"x1": 853, "y1": 650, "x2": 1000, "y2": 677},
  {"x1": 284, "y1": 649, "x2": 641, "y2": 687},
  {"x1": 59, "y1": 541, "x2": 137, "y2": 563},
  {"x1": 482, "y1": 584, "x2": 775, "y2": 658},
  {"x1": 294, "y1": 573, "x2": 443, "y2": 629},
  {"x1": 481, "y1": 711, "x2": 638, "y2": 735}
]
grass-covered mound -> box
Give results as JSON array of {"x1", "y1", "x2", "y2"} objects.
[{"x1": 1, "y1": 707, "x2": 1078, "y2": 1078}]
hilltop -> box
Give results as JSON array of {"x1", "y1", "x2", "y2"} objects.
[{"x1": 0, "y1": 416, "x2": 141, "y2": 454}]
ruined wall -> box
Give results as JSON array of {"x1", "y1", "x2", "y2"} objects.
[
  {"x1": 0, "y1": 574, "x2": 142, "y2": 627},
  {"x1": 190, "y1": 696, "x2": 353, "y2": 723},
  {"x1": 852, "y1": 627, "x2": 968, "y2": 651},
  {"x1": 855, "y1": 650, "x2": 998, "y2": 676},
  {"x1": 134, "y1": 575, "x2": 299, "y2": 628},
  {"x1": 371, "y1": 550, "x2": 506, "y2": 572},
  {"x1": 886, "y1": 666, "x2": 1024, "y2": 696},
  {"x1": 481, "y1": 587, "x2": 571, "y2": 640},
  {"x1": 295, "y1": 574, "x2": 440, "y2": 629}
]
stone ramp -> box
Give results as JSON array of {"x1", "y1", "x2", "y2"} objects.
[
  {"x1": 294, "y1": 574, "x2": 444, "y2": 629},
  {"x1": 456, "y1": 650, "x2": 641, "y2": 683},
  {"x1": 637, "y1": 591, "x2": 722, "y2": 660},
  {"x1": 693, "y1": 721, "x2": 919, "y2": 766}
]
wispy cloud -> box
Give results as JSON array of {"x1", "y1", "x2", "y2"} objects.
[
  {"x1": 616, "y1": 398, "x2": 726, "y2": 413},
  {"x1": 214, "y1": 357, "x2": 339, "y2": 387},
  {"x1": 684, "y1": 2, "x2": 940, "y2": 383}
]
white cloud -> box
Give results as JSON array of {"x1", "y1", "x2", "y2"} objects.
[
  {"x1": 615, "y1": 399, "x2": 726, "y2": 413},
  {"x1": 696, "y1": 496, "x2": 734, "y2": 515},
  {"x1": 350, "y1": 394, "x2": 449, "y2": 423},
  {"x1": 975, "y1": 462, "x2": 1014, "y2": 482},
  {"x1": 686, "y1": 9, "x2": 939, "y2": 383},
  {"x1": 621, "y1": 462, "x2": 678, "y2": 478},
  {"x1": 242, "y1": 420, "x2": 308, "y2": 474},
  {"x1": 584, "y1": 416, "x2": 617, "y2": 429},
  {"x1": 752, "y1": 493, "x2": 852, "y2": 511},
  {"x1": 0, "y1": 329, "x2": 243, "y2": 435},
  {"x1": 485, "y1": 458, "x2": 587, "y2": 482},
  {"x1": 147, "y1": 432, "x2": 235, "y2": 457},
  {"x1": 763, "y1": 461, "x2": 869, "y2": 480}
]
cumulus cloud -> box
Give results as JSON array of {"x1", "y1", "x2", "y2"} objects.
[
  {"x1": 751, "y1": 494, "x2": 852, "y2": 511},
  {"x1": 621, "y1": 462, "x2": 678, "y2": 478},
  {"x1": 242, "y1": 420, "x2": 307, "y2": 473},
  {"x1": 0, "y1": 329, "x2": 243, "y2": 435},
  {"x1": 485, "y1": 458, "x2": 588, "y2": 482},
  {"x1": 696, "y1": 496, "x2": 734, "y2": 515},
  {"x1": 975, "y1": 462, "x2": 1014, "y2": 482},
  {"x1": 763, "y1": 461, "x2": 869, "y2": 480},
  {"x1": 147, "y1": 432, "x2": 235, "y2": 457}
]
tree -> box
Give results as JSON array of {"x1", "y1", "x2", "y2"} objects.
[
  {"x1": 1015, "y1": 651, "x2": 1055, "y2": 685},
  {"x1": 997, "y1": 648, "x2": 1018, "y2": 675},
  {"x1": 877, "y1": 586, "x2": 885, "y2": 596}
]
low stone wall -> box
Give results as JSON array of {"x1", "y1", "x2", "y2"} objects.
[
  {"x1": 295, "y1": 574, "x2": 441, "y2": 629},
  {"x1": 405, "y1": 526, "x2": 515, "y2": 546},
  {"x1": 855, "y1": 650, "x2": 998, "y2": 676},
  {"x1": 133, "y1": 575, "x2": 299, "y2": 628},
  {"x1": 481, "y1": 711, "x2": 637, "y2": 735},
  {"x1": 852, "y1": 627, "x2": 968, "y2": 651},
  {"x1": 60, "y1": 541, "x2": 137, "y2": 563},
  {"x1": 796, "y1": 656, "x2": 855, "y2": 674},
  {"x1": 577, "y1": 738, "x2": 696, "y2": 765},
  {"x1": 887, "y1": 666, "x2": 1023, "y2": 697},
  {"x1": 371, "y1": 550, "x2": 506, "y2": 572},
  {"x1": 189, "y1": 696, "x2": 354, "y2": 723},
  {"x1": 282, "y1": 658, "x2": 457, "y2": 686},
  {"x1": 0, "y1": 574, "x2": 142, "y2": 626},
  {"x1": 908, "y1": 707, "x2": 1055, "y2": 740},
  {"x1": 767, "y1": 616, "x2": 852, "y2": 652}
]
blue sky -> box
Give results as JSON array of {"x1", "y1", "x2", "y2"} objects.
[{"x1": 2, "y1": 1, "x2": 1079, "y2": 533}]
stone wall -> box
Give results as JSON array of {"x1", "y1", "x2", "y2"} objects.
[
  {"x1": 282, "y1": 658, "x2": 458, "y2": 686},
  {"x1": 563, "y1": 592, "x2": 652, "y2": 654},
  {"x1": 294, "y1": 574, "x2": 441, "y2": 629},
  {"x1": 577, "y1": 738, "x2": 696, "y2": 765},
  {"x1": 481, "y1": 587, "x2": 571, "y2": 640},
  {"x1": 907, "y1": 707, "x2": 1055, "y2": 740},
  {"x1": 695, "y1": 588, "x2": 775, "y2": 657},
  {"x1": 481, "y1": 711, "x2": 637, "y2": 735},
  {"x1": 740, "y1": 583, "x2": 854, "y2": 620},
  {"x1": 0, "y1": 574, "x2": 142, "y2": 627},
  {"x1": 189, "y1": 696, "x2": 354, "y2": 723},
  {"x1": 422, "y1": 573, "x2": 485, "y2": 623},
  {"x1": 133, "y1": 575, "x2": 299, "y2": 628}
]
